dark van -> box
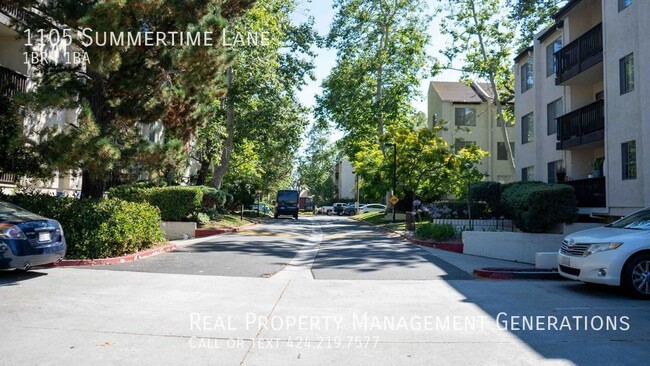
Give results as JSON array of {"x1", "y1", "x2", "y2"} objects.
[{"x1": 275, "y1": 190, "x2": 299, "y2": 219}]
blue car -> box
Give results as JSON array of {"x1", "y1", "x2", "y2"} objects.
[{"x1": 0, "y1": 201, "x2": 66, "y2": 270}]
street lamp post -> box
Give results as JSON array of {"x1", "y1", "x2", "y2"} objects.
[
  {"x1": 385, "y1": 143, "x2": 397, "y2": 223},
  {"x1": 255, "y1": 189, "x2": 262, "y2": 218}
]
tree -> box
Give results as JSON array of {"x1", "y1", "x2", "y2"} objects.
[
  {"x1": 353, "y1": 121, "x2": 487, "y2": 205},
  {"x1": 199, "y1": 0, "x2": 317, "y2": 195},
  {"x1": 4, "y1": 0, "x2": 254, "y2": 198},
  {"x1": 297, "y1": 120, "x2": 338, "y2": 205},
  {"x1": 438, "y1": 0, "x2": 517, "y2": 174},
  {"x1": 317, "y1": 0, "x2": 431, "y2": 160},
  {"x1": 508, "y1": 0, "x2": 563, "y2": 51}
]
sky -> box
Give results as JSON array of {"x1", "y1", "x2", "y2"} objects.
[{"x1": 290, "y1": 0, "x2": 464, "y2": 144}]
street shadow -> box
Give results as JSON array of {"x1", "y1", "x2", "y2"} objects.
[{"x1": 0, "y1": 269, "x2": 47, "y2": 287}]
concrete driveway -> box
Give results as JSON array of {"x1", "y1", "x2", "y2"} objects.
[{"x1": 1, "y1": 215, "x2": 649, "y2": 365}]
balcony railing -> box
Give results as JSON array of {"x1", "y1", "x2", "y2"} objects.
[
  {"x1": 563, "y1": 177, "x2": 606, "y2": 208},
  {"x1": 556, "y1": 99, "x2": 604, "y2": 150},
  {"x1": 555, "y1": 23, "x2": 603, "y2": 84},
  {"x1": 0, "y1": 5, "x2": 29, "y2": 22},
  {"x1": 0, "y1": 173, "x2": 17, "y2": 185},
  {"x1": 0, "y1": 65, "x2": 28, "y2": 98}
]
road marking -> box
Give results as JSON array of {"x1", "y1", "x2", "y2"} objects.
[{"x1": 271, "y1": 218, "x2": 323, "y2": 281}]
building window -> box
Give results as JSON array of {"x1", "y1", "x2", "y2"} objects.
[
  {"x1": 522, "y1": 166, "x2": 535, "y2": 182},
  {"x1": 522, "y1": 112, "x2": 534, "y2": 144},
  {"x1": 620, "y1": 53, "x2": 634, "y2": 94},
  {"x1": 546, "y1": 37, "x2": 562, "y2": 77},
  {"x1": 454, "y1": 107, "x2": 477, "y2": 126},
  {"x1": 547, "y1": 160, "x2": 563, "y2": 183},
  {"x1": 454, "y1": 140, "x2": 476, "y2": 152},
  {"x1": 547, "y1": 98, "x2": 563, "y2": 135},
  {"x1": 521, "y1": 59, "x2": 533, "y2": 93},
  {"x1": 619, "y1": 0, "x2": 632, "y2": 11},
  {"x1": 497, "y1": 142, "x2": 515, "y2": 160},
  {"x1": 622, "y1": 141, "x2": 637, "y2": 180}
]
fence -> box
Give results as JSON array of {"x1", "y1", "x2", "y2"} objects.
[{"x1": 431, "y1": 218, "x2": 514, "y2": 232}]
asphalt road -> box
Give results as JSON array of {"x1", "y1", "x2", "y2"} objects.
[{"x1": 1, "y1": 215, "x2": 649, "y2": 365}]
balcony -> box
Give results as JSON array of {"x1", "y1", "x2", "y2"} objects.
[
  {"x1": 556, "y1": 99, "x2": 604, "y2": 150},
  {"x1": 0, "y1": 5, "x2": 28, "y2": 22},
  {"x1": 555, "y1": 23, "x2": 603, "y2": 85},
  {"x1": 0, "y1": 65, "x2": 27, "y2": 98},
  {"x1": 563, "y1": 177, "x2": 606, "y2": 208},
  {"x1": 0, "y1": 173, "x2": 17, "y2": 185}
]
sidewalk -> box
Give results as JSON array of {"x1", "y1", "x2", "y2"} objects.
[{"x1": 417, "y1": 245, "x2": 534, "y2": 276}]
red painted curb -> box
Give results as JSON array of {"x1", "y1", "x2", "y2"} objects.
[
  {"x1": 473, "y1": 269, "x2": 514, "y2": 279},
  {"x1": 52, "y1": 243, "x2": 177, "y2": 267}
]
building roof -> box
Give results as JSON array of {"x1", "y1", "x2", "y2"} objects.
[
  {"x1": 429, "y1": 81, "x2": 494, "y2": 104},
  {"x1": 553, "y1": 0, "x2": 582, "y2": 21}
]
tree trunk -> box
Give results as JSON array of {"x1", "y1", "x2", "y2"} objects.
[
  {"x1": 212, "y1": 67, "x2": 235, "y2": 189},
  {"x1": 469, "y1": 0, "x2": 516, "y2": 174},
  {"x1": 81, "y1": 170, "x2": 105, "y2": 199}
]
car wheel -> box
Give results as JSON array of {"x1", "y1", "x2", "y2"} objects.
[
  {"x1": 350, "y1": 210, "x2": 356, "y2": 216},
  {"x1": 294, "y1": 214, "x2": 299, "y2": 220},
  {"x1": 622, "y1": 254, "x2": 650, "y2": 299},
  {"x1": 274, "y1": 214, "x2": 278, "y2": 219}
]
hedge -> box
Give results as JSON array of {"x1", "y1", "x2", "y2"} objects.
[
  {"x1": 500, "y1": 181, "x2": 578, "y2": 233},
  {"x1": 469, "y1": 181, "x2": 503, "y2": 215},
  {"x1": 428, "y1": 201, "x2": 491, "y2": 220},
  {"x1": 415, "y1": 223, "x2": 456, "y2": 242},
  {"x1": 108, "y1": 184, "x2": 229, "y2": 222},
  {"x1": 0, "y1": 193, "x2": 164, "y2": 259}
]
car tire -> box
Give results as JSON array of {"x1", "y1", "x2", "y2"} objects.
[
  {"x1": 350, "y1": 210, "x2": 356, "y2": 216},
  {"x1": 622, "y1": 253, "x2": 650, "y2": 299},
  {"x1": 294, "y1": 214, "x2": 299, "y2": 220},
  {"x1": 274, "y1": 214, "x2": 278, "y2": 219}
]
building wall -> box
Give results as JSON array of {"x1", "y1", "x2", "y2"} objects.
[
  {"x1": 335, "y1": 159, "x2": 356, "y2": 200},
  {"x1": 428, "y1": 84, "x2": 516, "y2": 183}
]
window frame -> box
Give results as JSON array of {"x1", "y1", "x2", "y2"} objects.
[
  {"x1": 521, "y1": 59, "x2": 534, "y2": 93},
  {"x1": 522, "y1": 112, "x2": 534, "y2": 144},
  {"x1": 497, "y1": 142, "x2": 515, "y2": 161},
  {"x1": 454, "y1": 107, "x2": 477, "y2": 127},
  {"x1": 546, "y1": 98, "x2": 563, "y2": 136},
  {"x1": 622, "y1": 140, "x2": 637, "y2": 180},
  {"x1": 618, "y1": 0, "x2": 632, "y2": 12},
  {"x1": 547, "y1": 160, "x2": 563, "y2": 183},
  {"x1": 620, "y1": 53, "x2": 634, "y2": 95},
  {"x1": 546, "y1": 37, "x2": 562, "y2": 77}
]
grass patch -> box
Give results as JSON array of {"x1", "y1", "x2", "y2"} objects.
[
  {"x1": 351, "y1": 211, "x2": 388, "y2": 225},
  {"x1": 199, "y1": 214, "x2": 255, "y2": 230}
]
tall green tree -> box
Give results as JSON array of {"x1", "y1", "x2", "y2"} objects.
[
  {"x1": 508, "y1": 0, "x2": 563, "y2": 51},
  {"x1": 317, "y1": 0, "x2": 431, "y2": 159},
  {"x1": 4, "y1": 0, "x2": 254, "y2": 198},
  {"x1": 438, "y1": 0, "x2": 517, "y2": 174},
  {"x1": 297, "y1": 120, "x2": 338, "y2": 205}
]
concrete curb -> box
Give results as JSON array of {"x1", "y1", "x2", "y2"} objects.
[
  {"x1": 195, "y1": 221, "x2": 258, "y2": 238},
  {"x1": 53, "y1": 221, "x2": 260, "y2": 267},
  {"x1": 473, "y1": 267, "x2": 564, "y2": 280},
  {"x1": 52, "y1": 243, "x2": 178, "y2": 267}
]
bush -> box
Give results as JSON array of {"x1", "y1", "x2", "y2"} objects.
[
  {"x1": 428, "y1": 201, "x2": 491, "y2": 219},
  {"x1": 1, "y1": 193, "x2": 163, "y2": 259},
  {"x1": 146, "y1": 186, "x2": 203, "y2": 222},
  {"x1": 197, "y1": 186, "x2": 230, "y2": 210},
  {"x1": 501, "y1": 181, "x2": 578, "y2": 233},
  {"x1": 470, "y1": 181, "x2": 503, "y2": 215},
  {"x1": 108, "y1": 181, "x2": 167, "y2": 202},
  {"x1": 415, "y1": 223, "x2": 456, "y2": 242}
]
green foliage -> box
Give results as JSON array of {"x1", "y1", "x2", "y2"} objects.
[
  {"x1": 507, "y1": 0, "x2": 563, "y2": 52},
  {"x1": 1, "y1": 193, "x2": 163, "y2": 259},
  {"x1": 196, "y1": 212, "x2": 211, "y2": 226},
  {"x1": 501, "y1": 182, "x2": 578, "y2": 233},
  {"x1": 429, "y1": 201, "x2": 491, "y2": 220},
  {"x1": 140, "y1": 187, "x2": 204, "y2": 222},
  {"x1": 199, "y1": 186, "x2": 230, "y2": 210},
  {"x1": 469, "y1": 181, "x2": 503, "y2": 215},
  {"x1": 298, "y1": 120, "x2": 338, "y2": 205},
  {"x1": 415, "y1": 223, "x2": 456, "y2": 242}
]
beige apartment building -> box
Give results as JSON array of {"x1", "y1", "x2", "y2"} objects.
[
  {"x1": 333, "y1": 159, "x2": 356, "y2": 200},
  {"x1": 428, "y1": 81, "x2": 517, "y2": 183},
  {"x1": 0, "y1": 5, "x2": 82, "y2": 195},
  {"x1": 514, "y1": 0, "x2": 649, "y2": 217}
]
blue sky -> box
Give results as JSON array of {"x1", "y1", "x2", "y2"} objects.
[{"x1": 291, "y1": 0, "x2": 464, "y2": 142}]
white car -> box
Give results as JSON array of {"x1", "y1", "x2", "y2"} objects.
[
  {"x1": 557, "y1": 207, "x2": 650, "y2": 298},
  {"x1": 358, "y1": 204, "x2": 387, "y2": 214}
]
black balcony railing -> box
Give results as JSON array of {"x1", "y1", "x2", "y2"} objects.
[
  {"x1": 555, "y1": 23, "x2": 603, "y2": 84},
  {"x1": 563, "y1": 177, "x2": 606, "y2": 208},
  {"x1": 0, "y1": 65, "x2": 28, "y2": 98},
  {"x1": 556, "y1": 99, "x2": 604, "y2": 150}
]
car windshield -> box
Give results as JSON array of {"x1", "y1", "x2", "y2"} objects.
[
  {"x1": 608, "y1": 209, "x2": 650, "y2": 230},
  {"x1": 277, "y1": 191, "x2": 297, "y2": 204},
  {"x1": 0, "y1": 201, "x2": 42, "y2": 221}
]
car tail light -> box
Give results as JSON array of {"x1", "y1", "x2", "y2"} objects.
[{"x1": 0, "y1": 223, "x2": 27, "y2": 240}]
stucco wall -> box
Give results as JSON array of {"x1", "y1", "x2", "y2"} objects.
[{"x1": 463, "y1": 231, "x2": 565, "y2": 264}]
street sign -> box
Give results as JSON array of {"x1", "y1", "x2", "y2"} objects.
[{"x1": 389, "y1": 195, "x2": 399, "y2": 205}]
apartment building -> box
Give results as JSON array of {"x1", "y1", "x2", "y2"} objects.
[
  {"x1": 0, "y1": 5, "x2": 82, "y2": 195},
  {"x1": 514, "y1": 0, "x2": 649, "y2": 217},
  {"x1": 427, "y1": 81, "x2": 517, "y2": 183}
]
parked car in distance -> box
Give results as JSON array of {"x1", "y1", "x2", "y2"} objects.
[
  {"x1": 0, "y1": 201, "x2": 66, "y2": 270},
  {"x1": 558, "y1": 207, "x2": 650, "y2": 298},
  {"x1": 343, "y1": 203, "x2": 361, "y2": 216},
  {"x1": 251, "y1": 203, "x2": 271, "y2": 214},
  {"x1": 358, "y1": 204, "x2": 387, "y2": 214},
  {"x1": 333, "y1": 202, "x2": 348, "y2": 216},
  {"x1": 316, "y1": 205, "x2": 334, "y2": 215},
  {"x1": 275, "y1": 190, "x2": 300, "y2": 219}
]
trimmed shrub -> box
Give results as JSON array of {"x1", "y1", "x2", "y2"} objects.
[
  {"x1": 0, "y1": 193, "x2": 164, "y2": 259},
  {"x1": 469, "y1": 181, "x2": 503, "y2": 215},
  {"x1": 501, "y1": 181, "x2": 578, "y2": 233},
  {"x1": 198, "y1": 186, "x2": 229, "y2": 210},
  {"x1": 415, "y1": 223, "x2": 456, "y2": 242},
  {"x1": 108, "y1": 181, "x2": 167, "y2": 202},
  {"x1": 146, "y1": 186, "x2": 203, "y2": 222}
]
